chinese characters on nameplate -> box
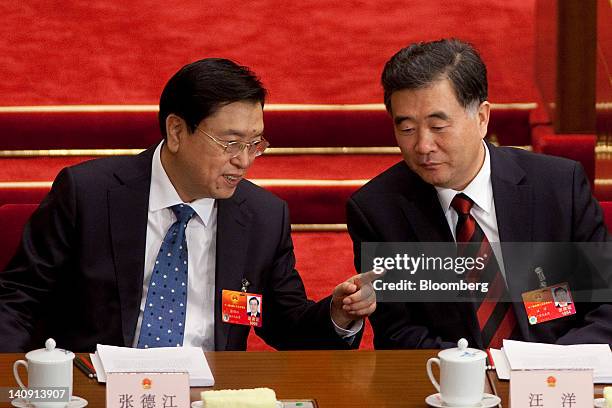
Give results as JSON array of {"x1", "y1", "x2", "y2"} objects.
[
  {"x1": 106, "y1": 372, "x2": 189, "y2": 408},
  {"x1": 510, "y1": 370, "x2": 593, "y2": 408}
]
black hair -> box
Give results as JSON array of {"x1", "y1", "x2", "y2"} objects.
[
  {"x1": 249, "y1": 297, "x2": 260, "y2": 305},
  {"x1": 158, "y1": 58, "x2": 267, "y2": 138},
  {"x1": 381, "y1": 38, "x2": 487, "y2": 113}
]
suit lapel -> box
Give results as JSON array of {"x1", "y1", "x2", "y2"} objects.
[
  {"x1": 489, "y1": 143, "x2": 534, "y2": 336},
  {"x1": 398, "y1": 176, "x2": 453, "y2": 242},
  {"x1": 490, "y1": 150, "x2": 532, "y2": 245},
  {"x1": 214, "y1": 186, "x2": 252, "y2": 351},
  {"x1": 108, "y1": 149, "x2": 154, "y2": 347},
  {"x1": 490, "y1": 144, "x2": 533, "y2": 271}
]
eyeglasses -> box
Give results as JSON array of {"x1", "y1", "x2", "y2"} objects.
[{"x1": 196, "y1": 127, "x2": 269, "y2": 158}]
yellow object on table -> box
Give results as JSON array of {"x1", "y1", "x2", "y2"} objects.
[
  {"x1": 603, "y1": 386, "x2": 611, "y2": 408},
  {"x1": 201, "y1": 388, "x2": 277, "y2": 408}
]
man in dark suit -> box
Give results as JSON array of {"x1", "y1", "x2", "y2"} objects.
[
  {"x1": 247, "y1": 297, "x2": 261, "y2": 318},
  {"x1": 0, "y1": 58, "x2": 377, "y2": 352},
  {"x1": 347, "y1": 39, "x2": 611, "y2": 349}
]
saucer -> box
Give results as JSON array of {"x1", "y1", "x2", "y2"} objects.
[
  {"x1": 594, "y1": 398, "x2": 608, "y2": 408},
  {"x1": 425, "y1": 393, "x2": 501, "y2": 408},
  {"x1": 11, "y1": 395, "x2": 88, "y2": 408},
  {"x1": 191, "y1": 400, "x2": 283, "y2": 408}
]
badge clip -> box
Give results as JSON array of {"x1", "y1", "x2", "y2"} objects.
[
  {"x1": 534, "y1": 266, "x2": 547, "y2": 288},
  {"x1": 241, "y1": 279, "x2": 250, "y2": 293}
]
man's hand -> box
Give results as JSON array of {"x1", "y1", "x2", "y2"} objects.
[{"x1": 331, "y1": 270, "x2": 382, "y2": 329}]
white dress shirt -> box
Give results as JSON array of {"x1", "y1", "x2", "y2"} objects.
[
  {"x1": 434, "y1": 142, "x2": 507, "y2": 278},
  {"x1": 133, "y1": 142, "x2": 359, "y2": 348},
  {"x1": 133, "y1": 142, "x2": 217, "y2": 349}
]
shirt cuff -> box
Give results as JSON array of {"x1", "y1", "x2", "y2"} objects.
[{"x1": 332, "y1": 317, "x2": 364, "y2": 339}]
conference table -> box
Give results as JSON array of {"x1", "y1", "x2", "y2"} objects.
[{"x1": 0, "y1": 350, "x2": 516, "y2": 407}]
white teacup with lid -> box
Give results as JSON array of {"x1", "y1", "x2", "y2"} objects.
[
  {"x1": 426, "y1": 338, "x2": 486, "y2": 407},
  {"x1": 13, "y1": 338, "x2": 74, "y2": 408}
]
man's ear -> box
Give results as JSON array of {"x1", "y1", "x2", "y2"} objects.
[
  {"x1": 165, "y1": 114, "x2": 187, "y2": 153},
  {"x1": 477, "y1": 101, "x2": 490, "y2": 140}
]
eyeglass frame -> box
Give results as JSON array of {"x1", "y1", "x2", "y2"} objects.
[{"x1": 196, "y1": 127, "x2": 269, "y2": 158}]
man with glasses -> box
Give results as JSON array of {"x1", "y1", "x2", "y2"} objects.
[{"x1": 0, "y1": 58, "x2": 376, "y2": 352}]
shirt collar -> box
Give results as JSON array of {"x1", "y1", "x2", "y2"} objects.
[
  {"x1": 149, "y1": 141, "x2": 216, "y2": 226},
  {"x1": 435, "y1": 141, "x2": 493, "y2": 214}
]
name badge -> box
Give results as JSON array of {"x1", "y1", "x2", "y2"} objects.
[
  {"x1": 522, "y1": 282, "x2": 576, "y2": 325},
  {"x1": 510, "y1": 370, "x2": 593, "y2": 408},
  {"x1": 106, "y1": 372, "x2": 189, "y2": 408},
  {"x1": 221, "y1": 289, "x2": 263, "y2": 327}
]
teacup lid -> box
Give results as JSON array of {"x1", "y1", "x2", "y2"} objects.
[
  {"x1": 25, "y1": 339, "x2": 75, "y2": 364},
  {"x1": 438, "y1": 338, "x2": 486, "y2": 362}
]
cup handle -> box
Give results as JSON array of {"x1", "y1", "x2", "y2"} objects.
[
  {"x1": 13, "y1": 360, "x2": 28, "y2": 391},
  {"x1": 426, "y1": 357, "x2": 441, "y2": 393}
]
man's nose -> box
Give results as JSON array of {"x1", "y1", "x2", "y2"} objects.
[
  {"x1": 230, "y1": 147, "x2": 252, "y2": 169},
  {"x1": 414, "y1": 130, "x2": 436, "y2": 155}
]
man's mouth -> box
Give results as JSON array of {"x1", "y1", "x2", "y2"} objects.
[
  {"x1": 419, "y1": 162, "x2": 442, "y2": 168},
  {"x1": 223, "y1": 174, "x2": 242, "y2": 183}
]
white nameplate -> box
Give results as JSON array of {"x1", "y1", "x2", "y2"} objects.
[
  {"x1": 106, "y1": 372, "x2": 190, "y2": 408},
  {"x1": 510, "y1": 369, "x2": 593, "y2": 408}
]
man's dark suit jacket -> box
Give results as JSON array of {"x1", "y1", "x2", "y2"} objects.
[
  {"x1": 347, "y1": 143, "x2": 612, "y2": 349},
  {"x1": 0, "y1": 147, "x2": 357, "y2": 352}
]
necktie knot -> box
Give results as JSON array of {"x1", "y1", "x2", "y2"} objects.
[
  {"x1": 171, "y1": 204, "x2": 195, "y2": 224},
  {"x1": 451, "y1": 193, "x2": 474, "y2": 216}
]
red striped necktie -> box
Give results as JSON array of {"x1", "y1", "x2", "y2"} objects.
[{"x1": 451, "y1": 193, "x2": 519, "y2": 349}]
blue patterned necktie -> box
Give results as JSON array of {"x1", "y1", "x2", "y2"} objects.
[{"x1": 137, "y1": 204, "x2": 195, "y2": 348}]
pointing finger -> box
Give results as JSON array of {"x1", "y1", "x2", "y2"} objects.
[{"x1": 355, "y1": 270, "x2": 386, "y2": 285}]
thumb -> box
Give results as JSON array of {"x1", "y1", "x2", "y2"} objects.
[{"x1": 333, "y1": 281, "x2": 358, "y2": 298}]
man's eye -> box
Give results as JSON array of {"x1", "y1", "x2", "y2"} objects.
[
  {"x1": 432, "y1": 126, "x2": 446, "y2": 131},
  {"x1": 400, "y1": 128, "x2": 415, "y2": 134}
]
